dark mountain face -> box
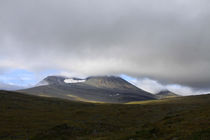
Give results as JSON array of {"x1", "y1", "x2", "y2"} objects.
[
  {"x1": 156, "y1": 90, "x2": 179, "y2": 99},
  {"x1": 19, "y1": 76, "x2": 156, "y2": 103},
  {"x1": 36, "y1": 76, "x2": 67, "y2": 86},
  {"x1": 84, "y1": 76, "x2": 140, "y2": 90}
]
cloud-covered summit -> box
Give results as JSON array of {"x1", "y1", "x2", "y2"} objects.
[{"x1": 0, "y1": 0, "x2": 210, "y2": 90}]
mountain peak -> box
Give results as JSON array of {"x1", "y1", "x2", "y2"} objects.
[
  {"x1": 156, "y1": 90, "x2": 179, "y2": 99},
  {"x1": 36, "y1": 75, "x2": 148, "y2": 92},
  {"x1": 21, "y1": 75, "x2": 156, "y2": 103},
  {"x1": 36, "y1": 75, "x2": 67, "y2": 86},
  {"x1": 84, "y1": 76, "x2": 138, "y2": 90}
]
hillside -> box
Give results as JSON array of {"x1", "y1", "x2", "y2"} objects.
[
  {"x1": 155, "y1": 90, "x2": 179, "y2": 99},
  {"x1": 0, "y1": 90, "x2": 210, "y2": 140},
  {"x1": 19, "y1": 76, "x2": 156, "y2": 103}
]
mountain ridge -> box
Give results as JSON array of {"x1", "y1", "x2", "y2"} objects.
[
  {"x1": 156, "y1": 90, "x2": 179, "y2": 99},
  {"x1": 19, "y1": 75, "x2": 156, "y2": 103}
]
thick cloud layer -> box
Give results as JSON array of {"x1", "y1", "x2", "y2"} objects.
[
  {"x1": 128, "y1": 77, "x2": 209, "y2": 95},
  {"x1": 1, "y1": 0, "x2": 210, "y2": 90}
]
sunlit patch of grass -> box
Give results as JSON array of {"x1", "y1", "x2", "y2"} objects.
[
  {"x1": 67, "y1": 94, "x2": 105, "y2": 103},
  {"x1": 126, "y1": 98, "x2": 170, "y2": 104},
  {"x1": 39, "y1": 94, "x2": 53, "y2": 97}
]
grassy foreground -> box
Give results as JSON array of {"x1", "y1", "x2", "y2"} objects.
[{"x1": 0, "y1": 90, "x2": 210, "y2": 140}]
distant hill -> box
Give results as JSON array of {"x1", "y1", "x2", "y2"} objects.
[
  {"x1": 0, "y1": 82, "x2": 25, "y2": 91},
  {"x1": 156, "y1": 90, "x2": 179, "y2": 99},
  {"x1": 19, "y1": 76, "x2": 156, "y2": 103}
]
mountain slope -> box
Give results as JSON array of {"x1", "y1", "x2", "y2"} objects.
[
  {"x1": 156, "y1": 90, "x2": 179, "y2": 99},
  {"x1": 19, "y1": 76, "x2": 156, "y2": 103}
]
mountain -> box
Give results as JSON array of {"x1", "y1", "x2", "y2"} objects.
[
  {"x1": 156, "y1": 90, "x2": 179, "y2": 99},
  {"x1": 19, "y1": 76, "x2": 156, "y2": 103},
  {"x1": 0, "y1": 82, "x2": 25, "y2": 91},
  {"x1": 36, "y1": 76, "x2": 67, "y2": 86}
]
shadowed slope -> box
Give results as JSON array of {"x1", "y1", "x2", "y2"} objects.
[{"x1": 1, "y1": 90, "x2": 210, "y2": 140}]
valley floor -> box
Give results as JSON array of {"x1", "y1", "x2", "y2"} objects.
[{"x1": 0, "y1": 90, "x2": 210, "y2": 140}]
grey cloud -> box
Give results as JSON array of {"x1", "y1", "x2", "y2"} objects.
[
  {"x1": 0, "y1": 0, "x2": 210, "y2": 89},
  {"x1": 129, "y1": 77, "x2": 210, "y2": 96}
]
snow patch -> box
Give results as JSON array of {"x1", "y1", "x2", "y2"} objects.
[{"x1": 64, "y1": 78, "x2": 86, "y2": 84}]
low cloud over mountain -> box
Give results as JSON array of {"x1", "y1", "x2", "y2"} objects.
[
  {"x1": 0, "y1": 82, "x2": 25, "y2": 91},
  {"x1": 127, "y1": 77, "x2": 210, "y2": 96}
]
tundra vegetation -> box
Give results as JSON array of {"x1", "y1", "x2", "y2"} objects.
[{"x1": 0, "y1": 90, "x2": 210, "y2": 140}]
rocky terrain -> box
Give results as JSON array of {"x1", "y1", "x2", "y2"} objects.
[{"x1": 19, "y1": 76, "x2": 156, "y2": 103}]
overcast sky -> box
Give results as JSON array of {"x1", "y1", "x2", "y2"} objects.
[{"x1": 0, "y1": 0, "x2": 210, "y2": 94}]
